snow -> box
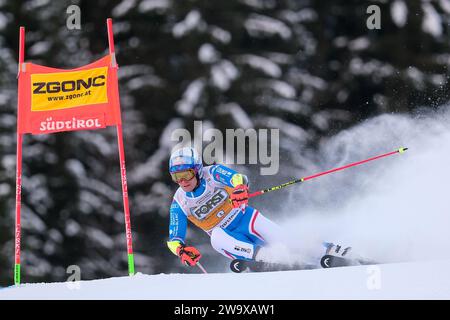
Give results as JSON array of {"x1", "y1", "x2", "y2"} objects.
[
  {"x1": 429, "y1": 73, "x2": 445, "y2": 86},
  {"x1": 198, "y1": 43, "x2": 220, "y2": 64},
  {"x1": 0, "y1": 93, "x2": 10, "y2": 106},
  {"x1": 86, "y1": 228, "x2": 115, "y2": 249},
  {"x1": 406, "y1": 66, "x2": 425, "y2": 90},
  {"x1": 281, "y1": 8, "x2": 318, "y2": 24},
  {"x1": 23, "y1": 0, "x2": 50, "y2": 11},
  {"x1": 1, "y1": 154, "x2": 16, "y2": 173},
  {"x1": 19, "y1": 253, "x2": 52, "y2": 278},
  {"x1": 239, "y1": 0, "x2": 276, "y2": 10},
  {"x1": 133, "y1": 182, "x2": 172, "y2": 216},
  {"x1": 111, "y1": 21, "x2": 131, "y2": 35},
  {"x1": 434, "y1": 53, "x2": 450, "y2": 66},
  {"x1": 265, "y1": 80, "x2": 296, "y2": 98},
  {"x1": 244, "y1": 14, "x2": 292, "y2": 40},
  {"x1": 209, "y1": 26, "x2": 232, "y2": 44},
  {"x1": 217, "y1": 103, "x2": 253, "y2": 129},
  {"x1": 79, "y1": 179, "x2": 121, "y2": 204},
  {"x1": 176, "y1": 79, "x2": 205, "y2": 115},
  {"x1": 65, "y1": 219, "x2": 81, "y2": 237},
  {"x1": 263, "y1": 98, "x2": 310, "y2": 115},
  {"x1": 112, "y1": 0, "x2": 137, "y2": 17},
  {"x1": 391, "y1": 0, "x2": 408, "y2": 27},
  {"x1": 182, "y1": 79, "x2": 205, "y2": 105},
  {"x1": 1, "y1": 259, "x2": 450, "y2": 299},
  {"x1": 118, "y1": 65, "x2": 154, "y2": 79},
  {"x1": 76, "y1": 132, "x2": 114, "y2": 156},
  {"x1": 211, "y1": 60, "x2": 239, "y2": 91},
  {"x1": 333, "y1": 36, "x2": 348, "y2": 48},
  {"x1": 440, "y1": 0, "x2": 450, "y2": 13},
  {"x1": 237, "y1": 54, "x2": 282, "y2": 78},
  {"x1": 28, "y1": 41, "x2": 51, "y2": 56},
  {"x1": 296, "y1": 72, "x2": 327, "y2": 90},
  {"x1": 422, "y1": 2, "x2": 443, "y2": 37},
  {"x1": 138, "y1": 0, "x2": 171, "y2": 14},
  {"x1": 0, "y1": 183, "x2": 11, "y2": 196},
  {"x1": 159, "y1": 118, "x2": 185, "y2": 148},
  {"x1": 129, "y1": 147, "x2": 168, "y2": 183},
  {"x1": 312, "y1": 109, "x2": 353, "y2": 131},
  {"x1": 254, "y1": 116, "x2": 310, "y2": 144},
  {"x1": 348, "y1": 37, "x2": 370, "y2": 51},
  {"x1": 65, "y1": 159, "x2": 87, "y2": 177},
  {"x1": 349, "y1": 58, "x2": 395, "y2": 80},
  {"x1": 0, "y1": 12, "x2": 9, "y2": 30},
  {"x1": 21, "y1": 207, "x2": 46, "y2": 233},
  {"x1": 278, "y1": 109, "x2": 450, "y2": 276},
  {"x1": 126, "y1": 75, "x2": 165, "y2": 90},
  {"x1": 172, "y1": 10, "x2": 203, "y2": 38},
  {"x1": 264, "y1": 52, "x2": 293, "y2": 65}
]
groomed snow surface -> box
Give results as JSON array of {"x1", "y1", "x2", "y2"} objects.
[{"x1": 1, "y1": 259, "x2": 449, "y2": 300}]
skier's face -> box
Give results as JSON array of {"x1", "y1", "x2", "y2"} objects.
[{"x1": 177, "y1": 175, "x2": 198, "y2": 192}]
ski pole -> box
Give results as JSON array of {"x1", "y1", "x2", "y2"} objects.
[
  {"x1": 196, "y1": 262, "x2": 208, "y2": 274},
  {"x1": 248, "y1": 147, "x2": 408, "y2": 199},
  {"x1": 186, "y1": 250, "x2": 208, "y2": 274}
]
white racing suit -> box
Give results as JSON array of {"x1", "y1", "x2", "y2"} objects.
[{"x1": 168, "y1": 165, "x2": 282, "y2": 260}]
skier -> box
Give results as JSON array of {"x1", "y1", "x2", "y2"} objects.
[{"x1": 166, "y1": 147, "x2": 285, "y2": 268}]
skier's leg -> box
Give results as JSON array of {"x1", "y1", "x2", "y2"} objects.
[
  {"x1": 238, "y1": 206, "x2": 286, "y2": 245},
  {"x1": 236, "y1": 207, "x2": 291, "y2": 262},
  {"x1": 210, "y1": 226, "x2": 259, "y2": 260}
]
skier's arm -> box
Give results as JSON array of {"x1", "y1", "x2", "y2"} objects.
[
  {"x1": 167, "y1": 200, "x2": 202, "y2": 266},
  {"x1": 210, "y1": 164, "x2": 250, "y2": 209},
  {"x1": 210, "y1": 164, "x2": 249, "y2": 188},
  {"x1": 167, "y1": 199, "x2": 187, "y2": 254}
]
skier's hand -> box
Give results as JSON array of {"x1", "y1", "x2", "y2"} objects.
[
  {"x1": 177, "y1": 245, "x2": 202, "y2": 267},
  {"x1": 230, "y1": 184, "x2": 249, "y2": 210}
]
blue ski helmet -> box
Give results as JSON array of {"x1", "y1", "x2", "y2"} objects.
[{"x1": 169, "y1": 147, "x2": 204, "y2": 179}]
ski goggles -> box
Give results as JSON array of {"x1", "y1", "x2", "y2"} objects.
[{"x1": 170, "y1": 169, "x2": 196, "y2": 183}]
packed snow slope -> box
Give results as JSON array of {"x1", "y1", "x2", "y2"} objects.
[{"x1": 1, "y1": 259, "x2": 450, "y2": 300}]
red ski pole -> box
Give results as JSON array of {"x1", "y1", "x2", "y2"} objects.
[{"x1": 248, "y1": 147, "x2": 408, "y2": 199}]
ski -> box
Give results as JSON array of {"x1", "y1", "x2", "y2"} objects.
[
  {"x1": 320, "y1": 254, "x2": 379, "y2": 268},
  {"x1": 230, "y1": 255, "x2": 379, "y2": 273},
  {"x1": 230, "y1": 259, "x2": 316, "y2": 273}
]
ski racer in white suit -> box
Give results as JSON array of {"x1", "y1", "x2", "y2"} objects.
[{"x1": 166, "y1": 147, "x2": 284, "y2": 267}]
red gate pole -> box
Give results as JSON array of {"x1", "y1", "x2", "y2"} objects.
[
  {"x1": 14, "y1": 26, "x2": 25, "y2": 285},
  {"x1": 107, "y1": 18, "x2": 135, "y2": 276}
]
